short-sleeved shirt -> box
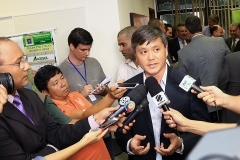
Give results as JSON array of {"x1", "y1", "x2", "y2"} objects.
[
  {"x1": 52, "y1": 92, "x2": 92, "y2": 116},
  {"x1": 44, "y1": 96, "x2": 72, "y2": 124},
  {"x1": 58, "y1": 57, "x2": 106, "y2": 104},
  {"x1": 117, "y1": 59, "x2": 143, "y2": 81},
  {"x1": 51, "y1": 92, "x2": 111, "y2": 160}
]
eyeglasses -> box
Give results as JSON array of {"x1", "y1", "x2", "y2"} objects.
[{"x1": 0, "y1": 55, "x2": 27, "y2": 68}]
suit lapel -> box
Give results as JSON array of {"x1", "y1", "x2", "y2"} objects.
[
  {"x1": 142, "y1": 107, "x2": 154, "y2": 136},
  {"x1": 4, "y1": 89, "x2": 40, "y2": 132},
  {"x1": 161, "y1": 67, "x2": 179, "y2": 133},
  {"x1": 131, "y1": 73, "x2": 154, "y2": 136},
  {"x1": 174, "y1": 37, "x2": 180, "y2": 51},
  {"x1": 4, "y1": 102, "x2": 36, "y2": 131}
]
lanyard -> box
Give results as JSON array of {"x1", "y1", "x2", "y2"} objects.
[{"x1": 68, "y1": 56, "x2": 88, "y2": 85}]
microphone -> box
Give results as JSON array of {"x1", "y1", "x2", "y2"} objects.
[
  {"x1": 145, "y1": 76, "x2": 170, "y2": 111},
  {"x1": 145, "y1": 76, "x2": 180, "y2": 136},
  {"x1": 170, "y1": 69, "x2": 203, "y2": 93},
  {"x1": 117, "y1": 99, "x2": 149, "y2": 133},
  {"x1": 103, "y1": 84, "x2": 147, "y2": 124}
]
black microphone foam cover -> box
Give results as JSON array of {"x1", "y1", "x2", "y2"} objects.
[
  {"x1": 145, "y1": 76, "x2": 162, "y2": 97},
  {"x1": 126, "y1": 84, "x2": 147, "y2": 105},
  {"x1": 169, "y1": 69, "x2": 186, "y2": 85}
]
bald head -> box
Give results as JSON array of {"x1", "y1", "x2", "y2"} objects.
[{"x1": 210, "y1": 25, "x2": 223, "y2": 37}]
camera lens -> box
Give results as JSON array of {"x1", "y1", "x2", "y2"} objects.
[{"x1": 0, "y1": 73, "x2": 14, "y2": 94}]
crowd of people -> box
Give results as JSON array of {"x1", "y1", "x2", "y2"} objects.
[{"x1": 0, "y1": 13, "x2": 239, "y2": 160}]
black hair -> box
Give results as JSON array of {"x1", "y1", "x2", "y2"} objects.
[
  {"x1": 185, "y1": 16, "x2": 202, "y2": 34},
  {"x1": 34, "y1": 65, "x2": 62, "y2": 92},
  {"x1": 210, "y1": 25, "x2": 219, "y2": 35},
  {"x1": 164, "y1": 24, "x2": 172, "y2": 32},
  {"x1": 131, "y1": 25, "x2": 168, "y2": 52},
  {"x1": 68, "y1": 28, "x2": 93, "y2": 48},
  {"x1": 176, "y1": 23, "x2": 186, "y2": 31}
]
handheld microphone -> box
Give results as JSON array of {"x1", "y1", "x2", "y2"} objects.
[
  {"x1": 117, "y1": 99, "x2": 149, "y2": 133},
  {"x1": 103, "y1": 84, "x2": 147, "y2": 124},
  {"x1": 170, "y1": 70, "x2": 203, "y2": 93},
  {"x1": 145, "y1": 76, "x2": 180, "y2": 136},
  {"x1": 145, "y1": 76, "x2": 170, "y2": 111}
]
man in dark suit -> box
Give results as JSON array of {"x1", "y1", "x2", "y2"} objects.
[
  {"x1": 168, "y1": 23, "x2": 191, "y2": 62},
  {"x1": 115, "y1": 25, "x2": 210, "y2": 160},
  {"x1": 234, "y1": 23, "x2": 240, "y2": 52},
  {"x1": 218, "y1": 52, "x2": 240, "y2": 123},
  {"x1": 225, "y1": 23, "x2": 239, "y2": 52},
  {"x1": 178, "y1": 16, "x2": 230, "y2": 121},
  {"x1": 0, "y1": 37, "x2": 126, "y2": 160}
]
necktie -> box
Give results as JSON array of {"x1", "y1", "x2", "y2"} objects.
[
  {"x1": 13, "y1": 95, "x2": 34, "y2": 124},
  {"x1": 182, "y1": 40, "x2": 186, "y2": 47},
  {"x1": 231, "y1": 39, "x2": 236, "y2": 52}
]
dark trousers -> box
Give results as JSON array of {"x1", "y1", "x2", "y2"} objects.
[
  {"x1": 209, "y1": 110, "x2": 222, "y2": 123},
  {"x1": 103, "y1": 133, "x2": 115, "y2": 160}
]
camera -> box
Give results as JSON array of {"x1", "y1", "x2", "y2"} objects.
[{"x1": 0, "y1": 73, "x2": 14, "y2": 94}]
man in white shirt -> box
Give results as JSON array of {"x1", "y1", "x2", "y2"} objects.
[
  {"x1": 115, "y1": 25, "x2": 210, "y2": 160},
  {"x1": 117, "y1": 26, "x2": 143, "y2": 81}
]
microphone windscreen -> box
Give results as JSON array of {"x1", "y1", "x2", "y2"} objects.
[
  {"x1": 169, "y1": 69, "x2": 186, "y2": 85},
  {"x1": 126, "y1": 84, "x2": 147, "y2": 105},
  {"x1": 145, "y1": 76, "x2": 162, "y2": 97},
  {"x1": 138, "y1": 99, "x2": 149, "y2": 112}
]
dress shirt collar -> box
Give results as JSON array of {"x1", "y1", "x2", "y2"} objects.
[
  {"x1": 8, "y1": 90, "x2": 20, "y2": 104},
  {"x1": 192, "y1": 33, "x2": 203, "y2": 39},
  {"x1": 143, "y1": 64, "x2": 168, "y2": 91},
  {"x1": 125, "y1": 59, "x2": 139, "y2": 69},
  {"x1": 178, "y1": 37, "x2": 185, "y2": 43}
]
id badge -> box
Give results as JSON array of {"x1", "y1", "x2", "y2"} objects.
[{"x1": 88, "y1": 94, "x2": 97, "y2": 101}]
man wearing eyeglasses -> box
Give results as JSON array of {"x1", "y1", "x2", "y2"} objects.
[{"x1": 0, "y1": 37, "x2": 130, "y2": 160}]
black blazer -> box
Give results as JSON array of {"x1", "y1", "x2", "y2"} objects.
[
  {"x1": 225, "y1": 37, "x2": 233, "y2": 50},
  {"x1": 168, "y1": 37, "x2": 191, "y2": 62},
  {"x1": 115, "y1": 67, "x2": 210, "y2": 160},
  {"x1": 218, "y1": 52, "x2": 240, "y2": 123},
  {"x1": 0, "y1": 88, "x2": 90, "y2": 160},
  {"x1": 234, "y1": 41, "x2": 240, "y2": 52}
]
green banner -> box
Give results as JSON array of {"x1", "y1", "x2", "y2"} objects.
[
  {"x1": 232, "y1": 9, "x2": 240, "y2": 23},
  {"x1": 22, "y1": 32, "x2": 53, "y2": 55}
]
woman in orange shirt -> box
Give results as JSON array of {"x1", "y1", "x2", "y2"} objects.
[{"x1": 34, "y1": 65, "x2": 126, "y2": 160}]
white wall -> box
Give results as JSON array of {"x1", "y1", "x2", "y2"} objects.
[
  {"x1": 117, "y1": 0, "x2": 155, "y2": 29},
  {"x1": 0, "y1": 0, "x2": 155, "y2": 85}
]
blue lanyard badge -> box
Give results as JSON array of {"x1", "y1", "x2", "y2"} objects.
[{"x1": 68, "y1": 56, "x2": 88, "y2": 85}]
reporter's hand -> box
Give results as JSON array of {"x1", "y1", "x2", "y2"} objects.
[
  {"x1": 196, "y1": 86, "x2": 225, "y2": 107},
  {"x1": 0, "y1": 85, "x2": 8, "y2": 113},
  {"x1": 161, "y1": 108, "x2": 189, "y2": 132},
  {"x1": 92, "y1": 83, "x2": 106, "y2": 94},
  {"x1": 107, "y1": 83, "x2": 127, "y2": 100},
  {"x1": 108, "y1": 112, "x2": 135, "y2": 134},
  {"x1": 93, "y1": 106, "x2": 120, "y2": 125},
  {"x1": 129, "y1": 134, "x2": 150, "y2": 155},
  {"x1": 82, "y1": 128, "x2": 109, "y2": 145},
  {"x1": 80, "y1": 85, "x2": 93, "y2": 97},
  {"x1": 154, "y1": 133, "x2": 182, "y2": 156}
]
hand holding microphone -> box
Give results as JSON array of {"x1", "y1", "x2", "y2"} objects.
[
  {"x1": 102, "y1": 84, "x2": 147, "y2": 126},
  {"x1": 169, "y1": 69, "x2": 203, "y2": 93},
  {"x1": 117, "y1": 99, "x2": 149, "y2": 133},
  {"x1": 161, "y1": 108, "x2": 190, "y2": 133},
  {"x1": 145, "y1": 76, "x2": 180, "y2": 136}
]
